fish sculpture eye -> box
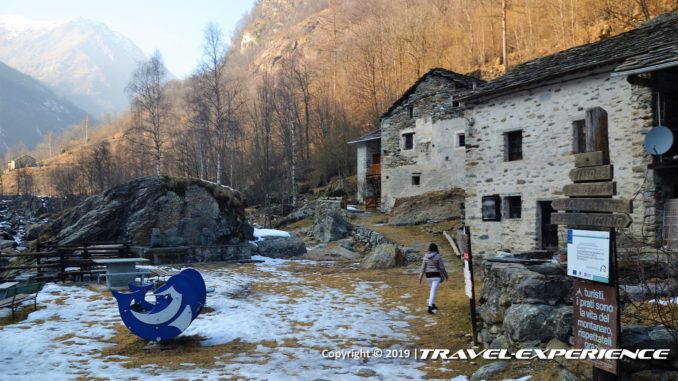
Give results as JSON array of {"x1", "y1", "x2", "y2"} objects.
[{"x1": 111, "y1": 269, "x2": 207, "y2": 341}]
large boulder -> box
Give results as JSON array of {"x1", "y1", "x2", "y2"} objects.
[
  {"x1": 388, "y1": 189, "x2": 465, "y2": 225},
  {"x1": 312, "y1": 208, "x2": 351, "y2": 243},
  {"x1": 503, "y1": 303, "x2": 561, "y2": 344},
  {"x1": 361, "y1": 243, "x2": 406, "y2": 269},
  {"x1": 255, "y1": 234, "x2": 307, "y2": 258},
  {"x1": 44, "y1": 176, "x2": 253, "y2": 246}
]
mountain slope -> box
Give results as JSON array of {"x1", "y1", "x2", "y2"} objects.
[
  {"x1": 0, "y1": 60, "x2": 89, "y2": 151},
  {"x1": 0, "y1": 15, "x2": 147, "y2": 116}
]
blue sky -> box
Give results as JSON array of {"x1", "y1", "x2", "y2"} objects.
[{"x1": 0, "y1": 0, "x2": 257, "y2": 78}]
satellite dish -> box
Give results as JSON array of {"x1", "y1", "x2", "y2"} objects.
[{"x1": 644, "y1": 125, "x2": 674, "y2": 156}]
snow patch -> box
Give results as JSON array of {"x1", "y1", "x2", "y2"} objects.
[{"x1": 252, "y1": 228, "x2": 290, "y2": 241}]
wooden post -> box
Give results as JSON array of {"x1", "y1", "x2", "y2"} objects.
[
  {"x1": 585, "y1": 107, "x2": 609, "y2": 161},
  {"x1": 551, "y1": 107, "x2": 621, "y2": 380},
  {"x1": 461, "y1": 226, "x2": 479, "y2": 346}
]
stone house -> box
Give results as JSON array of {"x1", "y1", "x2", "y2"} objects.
[
  {"x1": 379, "y1": 68, "x2": 483, "y2": 210},
  {"x1": 347, "y1": 129, "x2": 381, "y2": 207},
  {"x1": 459, "y1": 13, "x2": 678, "y2": 255},
  {"x1": 7, "y1": 154, "x2": 37, "y2": 171}
]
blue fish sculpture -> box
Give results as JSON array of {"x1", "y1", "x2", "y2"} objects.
[{"x1": 112, "y1": 269, "x2": 207, "y2": 341}]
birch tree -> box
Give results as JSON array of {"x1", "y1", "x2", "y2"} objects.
[
  {"x1": 126, "y1": 50, "x2": 168, "y2": 177},
  {"x1": 198, "y1": 23, "x2": 228, "y2": 184}
]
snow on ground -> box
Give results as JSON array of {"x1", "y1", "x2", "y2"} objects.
[
  {"x1": 252, "y1": 228, "x2": 291, "y2": 241},
  {"x1": 0, "y1": 257, "x2": 423, "y2": 380}
]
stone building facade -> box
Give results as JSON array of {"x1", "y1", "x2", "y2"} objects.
[
  {"x1": 463, "y1": 71, "x2": 655, "y2": 255},
  {"x1": 459, "y1": 13, "x2": 678, "y2": 255},
  {"x1": 380, "y1": 68, "x2": 483, "y2": 210}
]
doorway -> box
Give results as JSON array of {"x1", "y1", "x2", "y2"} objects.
[{"x1": 538, "y1": 201, "x2": 558, "y2": 250}]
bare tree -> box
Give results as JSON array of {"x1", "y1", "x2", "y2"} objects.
[
  {"x1": 15, "y1": 167, "x2": 33, "y2": 196},
  {"x1": 78, "y1": 142, "x2": 114, "y2": 194},
  {"x1": 48, "y1": 166, "x2": 81, "y2": 197},
  {"x1": 198, "y1": 23, "x2": 228, "y2": 185},
  {"x1": 126, "y1": 50, "x2": 169, "y2": 177}
]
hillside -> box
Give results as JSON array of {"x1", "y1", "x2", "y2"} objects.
[
  {"x1": 0, "y1": 60, "x2": 89, "y2": 152},
  {"x1": 226, "y1": 0, "x2": 678, "y2": 124},
  {"x1": 0, "y1": 15, "x2": 147, "y2": 116}
]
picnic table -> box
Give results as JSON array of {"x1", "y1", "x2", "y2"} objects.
[{"x1": 93, "y1": 258, "x2": 150, "y2": 289}]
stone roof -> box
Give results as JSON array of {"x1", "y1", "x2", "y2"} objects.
[
  {"x1": 347, "y1": 129, "x2": 381, "y2": 144},
  {"x1": 461, "y1": 11, "x2": 678, "y2": 102},
  {"x1": 380, "y1": 68, "x2": 483, "y2": 119}
]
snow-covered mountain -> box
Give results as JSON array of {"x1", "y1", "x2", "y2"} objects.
[
  {"x1": 0, "y1": 15, "x2": 147, "y2": 116},
  {"x1": 0, "y1": 60, "x2": 89, "y2": 151}
]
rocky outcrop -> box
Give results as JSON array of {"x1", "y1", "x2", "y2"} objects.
[
  {"x1": 361, "y1": 243, "x2": 406, "y2": 269},
  {"x1": 388, "y1": 189, "x2": 465, "y2": 225},
  {"x1": 44, "y1": 176, "x2": 253, "y2": 246},
  {"x1": 255, "y1": 234, "x2": 307, "y2": 258}
]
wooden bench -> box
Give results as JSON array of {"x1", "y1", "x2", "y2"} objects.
[{"x1": 0, "y1": 282, "x2": 45, "y2": 319}]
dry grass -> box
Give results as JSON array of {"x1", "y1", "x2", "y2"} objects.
[{"x1": 0, "y1": 305, "x2": 44, "y2": 326}]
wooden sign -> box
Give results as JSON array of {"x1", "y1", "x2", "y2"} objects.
[
  {"x1": 551, "y1": 212, "x2": 632, "y2": 228},
  {"x1": 563, "y1": 182, "x2": 615, "y2": 197},
  {"x1": 552, "y1": 198, "x2": 632, "y2": 214},
  {"x1": 574, "y1": 151, "x2": 607, "y2": 167},
  {"x1": 569, "y1": 165, "x2": 613, "y2": 182},
  {"x1": 573, "y1": 280, "x2": 619, "y2": 374}
]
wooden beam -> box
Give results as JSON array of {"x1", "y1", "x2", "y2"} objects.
[
  {"x1": 563, "y1": 182, "x2": 615, "y2": 197},
  {"x1": 551, "y1": 198, "x2": 632, "y2": 213},
  {"x1": 574, "y1": 151, "x2": 607, "y2": 167},
  {"x1": 569, "y1": 165, "x2": 613, "y2": 182},
  {"x1": 551, "y1": 212, "x2": 632, "y2": 228},
  {"x1": 443, "y1": 230, "x2": 462, "y2": 257}
]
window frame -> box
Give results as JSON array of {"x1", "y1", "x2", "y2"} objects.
[
  {"x1": 402, "y1": 132, "x2": 415, "y2": 150},
  {"x1": 456, "y1": 131, "x2": 466, "y2": 149},
  {"x1": 411, "y1": 174, "x2": 421, "y2": 186},
  {"x1": 482, "y1": 195, "x2": 502, "y2": 221},
  {"x1": 504, "y1": 195, "x2": 522, "y2": 219},
  {"x1": 504, "y1": 130, "x2": 523, "y2": 161}
]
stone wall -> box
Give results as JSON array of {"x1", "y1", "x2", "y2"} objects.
[
  {"x1": 465, "y1": 71, "x2": 655, "y2": 255},
  {"x1": 381, "y1": 74, "x2": 468, "y2": 210},
  {"x1": 476, "y1": 259, "x2": 573, "y2": 349}
]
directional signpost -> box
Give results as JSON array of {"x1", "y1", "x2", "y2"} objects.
[{"x1": 551, "y1": 107, "x2": 626, "y2": 380}]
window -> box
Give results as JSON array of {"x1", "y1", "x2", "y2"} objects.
[
  {"x1": 482, "y1": 195, "x2": 501, "y2": 221},
  {"x1": 572, "y1": 119, "x2": 586, "y2": 153},
  {"x1": 504, "y1": 130, "x2": 523, "y2": 161},
  {"x1": 403, "y1": 133, "x2": 414, "y2": 150},
  {"x1": 457, "y1": 133, "x2": 466, "y2": 148},
  {"x1": 408, "y1": 106, "x2": 414, "y2": 118},
  {"x1": 412, "y1": 174, "x2": 421, "y2": 186},
  {"x1": 505, "y1": 196, "x2": 522, "y2": 219}
]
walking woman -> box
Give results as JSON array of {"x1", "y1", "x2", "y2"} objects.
[{"x1": 418, "y1": 243, "x2": 449, "y2": 314}]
